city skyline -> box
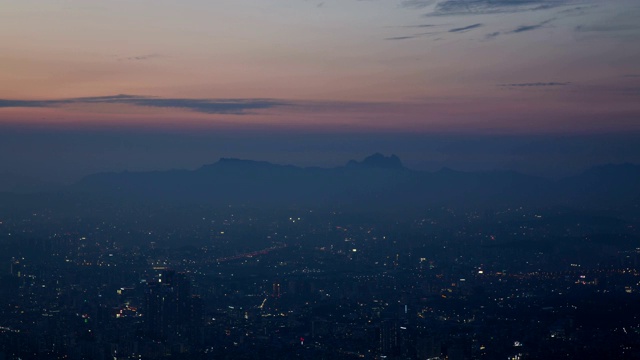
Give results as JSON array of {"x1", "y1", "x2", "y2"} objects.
[{"x1": 2, "y1": 3, "x2": 640, "y2": 358}]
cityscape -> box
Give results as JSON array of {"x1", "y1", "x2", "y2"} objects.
[
  {"x1": 1, "y1": 168, "x2": 640, "y2": 359},
  {"x1": 2, "y1": 1, "x2": 640, "y2": 359}
]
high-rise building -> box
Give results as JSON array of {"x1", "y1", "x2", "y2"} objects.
[
  {"x1": 379, "y1": 319, "x2": 398, "y2": 356},
  {"x1": 144, "y1": 269, "x2": 194, "y2": 341}
]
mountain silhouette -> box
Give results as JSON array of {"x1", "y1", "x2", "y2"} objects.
[
  {"x1": 346, "y1": 153, "x2": 403, "y2": 169},
  {"x1": 69, "y1": 154, "x2": 640, "y2": 211}
]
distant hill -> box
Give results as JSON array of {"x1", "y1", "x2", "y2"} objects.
[
  {"x1": 68, "y1": 154, "x2": 640, "y2": 211},
  {"x1": 555, "y1": 163, "x2": 640, "y2": 208},
  {"x1": 346, "y1": 153, "x2": 404, "y2": 169}
]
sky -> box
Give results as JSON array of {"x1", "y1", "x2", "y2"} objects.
[{"x1": 1, "y1": 0, "x2": 640, "y2": 182}]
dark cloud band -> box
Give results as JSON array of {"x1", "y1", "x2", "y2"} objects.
[{"x1": 0, "y1": 95, "x2": 287, "y2": 115}]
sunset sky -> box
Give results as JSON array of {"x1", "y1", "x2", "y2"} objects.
[{"x1": 1, "y1": 0, "x2": 640, "y2": 181}]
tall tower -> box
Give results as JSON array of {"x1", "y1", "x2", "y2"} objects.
[
  {"x1": 379, "y1": 319, "x2": 398, "y2": 356},
  {"x1": 144, "y1": 269, "x2": 193, "y2": 341}
]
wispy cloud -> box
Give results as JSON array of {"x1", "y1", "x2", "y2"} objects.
[
  {"x1": 575, "y1": 23, "x2": 640, "y2": 33},
  {"x1": 0, "y1": 95, "x2": 287, "y2": 115},
  {"x1": 573, "y1": 8, "x2": 640, "y2": 39},
  {"x1": 400, "y1": 0, "x2": 436, "y2": 9},
  {"x1": 499, "y1": 82, "x2": 571, "y2": 87},
  {"x1": 417, "y1": 0, "x2": 591, "y2": 16},
  {"x1": 557, "y1": 5, "x2": 597, "y2": 15},
  {"x1": 510, "y1": 24, "x2": 543, "y2": 33},
  {"x1": 118, "y1": 54, "x2": 164, "y2": 62},
  {"x1": 449, "y1": 23, "x2": 483, "y2": 33},
  {"x1": 395, "y1": 24, "x2": 441, "y2": 28},
  {"x1": 510, "y1": 18, "x2": 555, "y2": 33},
  {"x1": 384, "y1": 23, "x2": 445, "y2": 40},
  {"x1": 385, "y1": 35, "x2": 420, "y2": 41},
  {"x1": 384, "y1": 31, "x2": 440, "y2": 40},
  {"x1": 384, "y1": 23, "x2": 481, "y2": 42},
  {"x1": 485, "y1": 18, "x2": 554, "y2": 38}
]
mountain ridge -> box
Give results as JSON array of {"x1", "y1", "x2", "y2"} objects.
[{"x1": 67, "y1": 154, "x2": 640, "y2": 211}]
